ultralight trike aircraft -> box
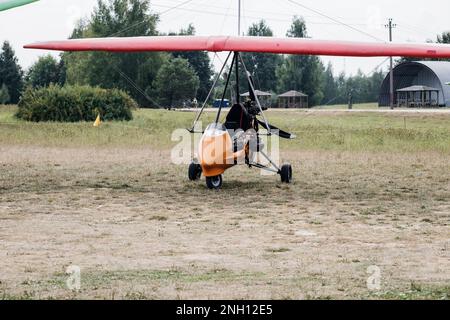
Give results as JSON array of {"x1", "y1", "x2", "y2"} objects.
[{"x1": 25, "y1": 35, "x2": 450, "y2": 189}]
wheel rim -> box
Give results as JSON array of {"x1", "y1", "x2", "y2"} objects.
[{"x1": 211, "y1": 176, "x2": 221, "y2": 188}]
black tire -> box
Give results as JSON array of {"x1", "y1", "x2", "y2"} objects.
[
  {"x1": 206, "y1": 175, "x2": 223, "y2": 190},
  {"x1": 280, "y1": 164, "x2": 293, "y2": 183},
  {"x1": 188, "y1": 163, "x2": 202, "y2": 181}
]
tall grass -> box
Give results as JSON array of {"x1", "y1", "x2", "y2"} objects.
[{"x1": 1, "y1": 105, "x2": 449, "y2": 153}]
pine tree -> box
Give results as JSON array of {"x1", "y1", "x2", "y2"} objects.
[
  {"x1": 63, "y1": 0, "x2": 164, "y2": 107},
  {"x1": 240, "y1": 20, "x2": 281, "y2": 93},
  {"x1": 437, "y1": 32, "x2": 450, "y2": 44},
  {"x1": 154, "y1": 57, "x2": 200, "y2": 107},
  {"x1": 277, "y1": 17, "x2": 324, "y2": 106},
  {"x1": 0, "y1": 41, "x2": 24, "y2": 104},
  {"x1": 26, "y1": 55, "x2": 63, "y2": 88},
  {"x1": 322, "y1": 63, "x2": 338, "y2": 104},
  {"x1": 171, "y1": 24, "x2": 213, "y2": 103}
]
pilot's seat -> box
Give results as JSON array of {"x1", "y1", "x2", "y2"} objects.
[
  {"x1": 224, "y1": 103, "x2": 255, "y2": 153},
  {"x1": 224, "y1": 104, "x2": 253, "y2": 132}
]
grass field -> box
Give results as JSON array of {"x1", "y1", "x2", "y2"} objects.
[
  {"x1": 0, "y1": 105, "x2": 449, "y2": 300},
  {"x1": 2, "y1": 104, "x2": 450, "y2": 152},
  {"x1": 314, "y1": 102, "x2": 380, "y2": 110}
]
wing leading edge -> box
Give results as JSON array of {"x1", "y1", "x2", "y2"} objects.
[{"x1": 24, "y1": 36, "x2": 450, "y2": 59}]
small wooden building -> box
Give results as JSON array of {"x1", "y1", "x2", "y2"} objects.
[
  {"x1": 278, "y1": 90, "x2": 309, "y2": 108},
  {"x1": 396, "y1": 85, "x2": 440, "y2": 108}
]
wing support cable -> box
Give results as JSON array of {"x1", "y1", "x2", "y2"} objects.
[
  {"x1": 237, "y1": 52, "x2": 271, "y2": 135},
  {"x1": 188, "y1": 51, "x2": 232, "y2": 133}
]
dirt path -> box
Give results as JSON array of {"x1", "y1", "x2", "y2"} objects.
[{"x1": 0, "y1": 146, "x2": 449, "y2": 299}]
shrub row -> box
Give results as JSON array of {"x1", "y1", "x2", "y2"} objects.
[{"x1": 17, "y1": 85, "x2": 136, "y2": 122}]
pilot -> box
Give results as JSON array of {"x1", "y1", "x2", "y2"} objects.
[{"x1": 224, "y1": 101, "x2": 262, "y2": 154}]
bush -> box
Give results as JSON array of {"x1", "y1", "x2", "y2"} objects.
[{"x1": 17, "y1": 85, "x2": 136, "y2": 122}]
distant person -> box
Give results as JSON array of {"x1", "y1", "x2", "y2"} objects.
[{"x1": 348, "y1": 91, "x2": 353, "y2": 110}]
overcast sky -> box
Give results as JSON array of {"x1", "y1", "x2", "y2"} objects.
[{"x1": 1, "y1": 0, "x2": 449, "y2": 77}]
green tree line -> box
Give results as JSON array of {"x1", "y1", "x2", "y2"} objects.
[{"x1": 1, "y1": 0, "x2": 449, "y2": 107}]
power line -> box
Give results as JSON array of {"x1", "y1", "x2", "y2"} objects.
[
  {"x1": 396, "y1": 25, "x2": 435, "y2": 40},
  {"x1": 395, "y1": 18, "x2": 440, "y2": 37},
  {"x1": 159, "y1": 0, "x2": 211, "y2": 30},
  {"x1": 154, "y1": 0, "x2": 370, "y2": 22},
  {"x1": 109, "y1": 0, "x2": 197, "y2": 37},
  {"x1": 219, "y1": 0, "x2": 234, "y2": 35},
  {"x1": 285, "y1": 0, "x2": 385, "y2": 42},
  {"x1": 151, "y1": 3, "x2": 371, "y2": 26},
  {"x1": 102, "y1": 0, "x2": 198, "y2": 106},
  {"x1": 154, "y1": 0, "x2": 309, "y2": 18},
  {"x1": 112, "y1": 65, "x2": 161, "y2": 108},
  {"x1": 241, "y1": 0, "x2": 249, "y2": 35}
]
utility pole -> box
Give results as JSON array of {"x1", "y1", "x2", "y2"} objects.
[
  {"x1": 385, "y1": 18, "x2": 396, "y2": 110},
  {"x1": 235, "y1": 0, "x2": 241, "y2": 104},
  {"x1": 238, "y1": 0, "x2": 241, "y2": 36}
]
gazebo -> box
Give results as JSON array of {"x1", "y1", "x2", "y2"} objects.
[
  {"x1": 396, "y1": 85, "x2": 440, "y2": 108},
  {"x1": 278, "y1": 90, "x2": 309, "y2": 108},
  {"x1": 241, "y1": 90, "x2": 272, "y2": 109}
]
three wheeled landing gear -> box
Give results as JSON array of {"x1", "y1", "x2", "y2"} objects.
[{"x1": 189, "y1": 161, "x2": 293, "y2": 190}]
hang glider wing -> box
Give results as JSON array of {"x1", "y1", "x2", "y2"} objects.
[
  {"x1": 0, "y1": 0, "x2": 39, "y2": 12},
  {"x1": 25, "y1": 35, "x2": 450, "y2": 59}
]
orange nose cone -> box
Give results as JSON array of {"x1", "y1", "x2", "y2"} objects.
[{"x1": 199, "y1": 129, "x2": 234, "y2": 177}]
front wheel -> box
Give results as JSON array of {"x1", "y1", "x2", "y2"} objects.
[
  {"x1": 206, "y1": 175, "x2": 223, "y2": 190},
  {"x1": 280, "y1": 164, "x2": 293, "y2": 183},
  {"x1": 188, "y1": 163, "x2": 202, "y2": 181}
]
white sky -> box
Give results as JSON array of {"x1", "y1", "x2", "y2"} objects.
[{"x1": 1, "y1": 0, "x2": 449, "y2": 76}]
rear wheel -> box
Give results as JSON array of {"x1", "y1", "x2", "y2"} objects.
[
  {"x1": 206, "y1": 175, "x2": 223, "y2": 190},
  {"x1": 280, "y1": 164, "x2": 293, "y2": 183},
  {"x1": 188, "y1": 163, "x2": 202, "y2": 181}
]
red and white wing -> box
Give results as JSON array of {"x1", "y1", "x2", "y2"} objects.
[{"x1": 24, "y1": 36, "x2": 450, "y2": 58}]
